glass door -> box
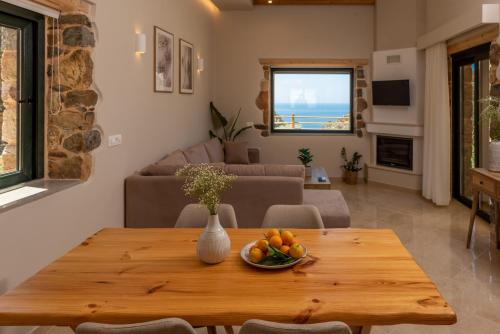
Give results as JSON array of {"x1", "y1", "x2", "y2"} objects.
[{"x1": 452, "y1": 44, "x2": 491, "y2": 218}]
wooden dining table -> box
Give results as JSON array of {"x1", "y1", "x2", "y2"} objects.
[{"x1": 0, "y1": 228, "x2": 456, "y2": 334}]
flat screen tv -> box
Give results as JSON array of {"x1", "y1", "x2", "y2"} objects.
[{"x1": 372, "y1": 80, "x2": 410, "y2": 106}]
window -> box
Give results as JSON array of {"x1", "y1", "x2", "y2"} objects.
[
  {"x1": 0, "y1": 3, "x2": 44, "y2": 190},
  {"x1": 271, "y1": 68, "x2": 354, "y2": 134}
]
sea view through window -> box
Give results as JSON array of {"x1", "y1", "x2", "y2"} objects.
[{"x1": 271, "y1": 68, "x2": 353, "y2": 133}]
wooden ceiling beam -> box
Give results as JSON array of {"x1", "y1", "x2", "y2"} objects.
[{"x1": 253, "y1": 0, "x2": 375, "y2": 5}]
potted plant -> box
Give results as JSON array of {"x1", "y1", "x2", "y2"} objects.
[
  {"x1": 298, "y1": 148, "x2": 314, "y2": 176},
  {"x1": 341, "y1": 147, "x2": 362, "y2": 185},
  {"x1": 176, "y1": 164, "x2": 237, "y2": 264},
  {"x1": 209, "y1": 102, "x2": 254, "y2": 142},
  {"x1": 481, "y1": 96, "x2": 500, "y2": 171}
]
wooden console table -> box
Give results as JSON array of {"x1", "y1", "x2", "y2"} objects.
[{"x1": 467, "y1": 168, "x2": 500, "y2": 249}]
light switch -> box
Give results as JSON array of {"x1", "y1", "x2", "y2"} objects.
[{"x1": 108, "y1": 134, "x2": 122, "y2": 147}]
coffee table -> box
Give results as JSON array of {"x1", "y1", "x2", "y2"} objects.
[{"x1": 305, "y1": 166, "x2": 331, "y2": 189}]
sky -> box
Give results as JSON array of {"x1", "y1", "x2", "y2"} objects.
[{"x1": 273, "y1": 73, "x2": 351, "y2": 105}]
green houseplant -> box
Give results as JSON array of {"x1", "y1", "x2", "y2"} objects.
[
  {"x1": 176, "y1": 164, "x2": 236, "y2": 264},
  {"x1": 341, "y1": 147, "x2": 362, "y2": 185},
  {"x1": 209, "y1": 102, "x2": 253, "y2": 142},
  {"x1": 481, "y1": 96, "x2": 500, "y2": 171},
  {"x1": 298, "y1": 148, "x2": 314, "y2": 176}
]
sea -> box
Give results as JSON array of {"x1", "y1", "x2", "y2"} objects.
[{"x1": 274, "y1": 103, "x2": 351, "y2": 130}]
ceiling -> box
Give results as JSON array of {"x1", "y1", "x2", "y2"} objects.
[{"x1": 211, "y1": 0, "x2": 375, "y2": 11}]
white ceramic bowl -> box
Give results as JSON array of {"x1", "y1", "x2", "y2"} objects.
[{"x1": 240, "y1": 241, "x2": 307, "y2": 269}]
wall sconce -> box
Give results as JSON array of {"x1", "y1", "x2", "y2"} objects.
[
  {"x1": 135, "y1": 33, "x2": 146, "y2": 54},
  {"x1": 197, "y1": 58, "x2": 205, "y2": 72}
]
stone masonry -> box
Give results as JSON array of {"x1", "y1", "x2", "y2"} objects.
[{"x1": 46, "y1": 11, "x2": 101, "y2": 180}]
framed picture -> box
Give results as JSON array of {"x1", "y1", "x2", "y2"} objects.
[
  {"x1": 154, "y1": 26, "x2": 174, "y2": 93},
  {"x1": 179, "y1": 39, "x2": 194, "y2": 94}
]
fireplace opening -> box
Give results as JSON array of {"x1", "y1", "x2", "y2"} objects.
[{"x1": 376, "y1": 136, "x2": 413, "y2": 170}]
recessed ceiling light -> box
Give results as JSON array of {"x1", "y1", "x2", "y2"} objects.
[{"x1": 268, "y1": 0, "x2": 273, "y2": 3}]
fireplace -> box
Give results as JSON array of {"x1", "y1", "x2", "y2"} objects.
[{"x1": 376, "y1": 136, "x2": 413, "y2": 170}]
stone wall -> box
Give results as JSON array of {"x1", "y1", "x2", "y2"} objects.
[
  {"x1": 46, "y1": 9, "x2": 101, "y2": 180},
  {"x1": 0, "y1": 28, "x2": 18, "y2": 174}
]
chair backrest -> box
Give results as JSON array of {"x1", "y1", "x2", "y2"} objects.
[
  {"x1": 175, "y1": 204, "x2": 238, "y2": 228},
  {"x1": 240, "y1": 320, "x2": 352, "y2": 334},
  {"x1": 261, "y1": 205, "x2": 325, "y2": 229},
  {"x1": 76, "y1": 318, "x2": 197, "y2": 334}
]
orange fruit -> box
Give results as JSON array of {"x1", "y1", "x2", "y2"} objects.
[
  {"x1": 281, "y1": 230, "x2": 295, "y2": 246},
  {"x1": 280, "y1": 245, "x2": 290, "y2": 255},
  {"x1": 265, "y1": 228, "x2": 280, "y2": 239},
  {"x1": 289, "y1": 243, "x2": 305, "y2": 259},
  {"x1": 249, "y1": 247, "x2": 264, "y2": 263},
  {"x1": 269, "y1": 235, "x2": 283, "y2": 248},
  {"x1": 255, "y1": 239, "x2": 269, "y2": 251}
]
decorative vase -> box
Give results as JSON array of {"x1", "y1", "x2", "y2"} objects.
[
  {"x1": 197, "y1": 214, "x2": 231, "y2": 264},
  {"x1": 305, "y1": 166, "x2": 312, "y2": 177},
  {"x1": 489, "y1": 141, "x2": 500, "y2": 172},
  {"x1": 343, "y1": 170, "x2": 358, "y2": 185}
]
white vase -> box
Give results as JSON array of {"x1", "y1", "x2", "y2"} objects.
[
  {"x1": 489, "y1": 141, "x2": 500, "y2": 172},
  {"x1": 197, "y1": 214, "x2": 231, "y2": 264}
]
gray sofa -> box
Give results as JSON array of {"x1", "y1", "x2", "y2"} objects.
[{"x1": 125, "y1": 138, "x2": 350, "y2": 228}]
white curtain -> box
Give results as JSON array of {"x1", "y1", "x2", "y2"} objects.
[{"x1": 422, "y1": 43, "x2": 451, "y2": 206}]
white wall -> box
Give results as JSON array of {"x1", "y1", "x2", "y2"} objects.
[
  {"x1": 213, "y1": 6, "x2": 374, "y2": 176},
  {"x1": 425, "y1": 0, "x2": 500, "y2": 33},
  {"x1": 375, "y1": 0, "x2": 425, "y2": 50},
  {"x1": 0, "y1": 2, "x2": 217, "y2": 334}
]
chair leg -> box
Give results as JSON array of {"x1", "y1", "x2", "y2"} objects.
[
  {"x1": 207, "y1": 326, "x2": 217, "y2": 334},
  {"x1": 224, "y1": 326, "x2": 235, "y2": 334},
  {"x1": 467, "y1": 191, "x2": 479, "y2": 248}
]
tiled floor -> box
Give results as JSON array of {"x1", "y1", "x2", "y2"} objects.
[
  {"x1": 47, "y1": 182, "x2": 500, "y2": 334},
  {"x1": 334, "y1": 181, "x2": 500, "y2": 334}
]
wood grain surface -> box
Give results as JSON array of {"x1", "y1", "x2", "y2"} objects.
[{"x1": 0, "y1": 228, "x2": 456, "y2": 328}]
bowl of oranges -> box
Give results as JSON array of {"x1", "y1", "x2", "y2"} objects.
[{"x1": 240, "y1": 229, "x2": 307, "y2": 269}]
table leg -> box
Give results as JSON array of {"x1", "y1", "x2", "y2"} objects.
[
  {"x1": 467, "y1": 190, "x2": 479, "y2": 248},
  {"x1": 495, "y1": 201, "x2": 500, "y2": 249},
  {"x1": 224, "y1": 326, "x2": 235, "y2": 334},
  {"x1": 360, "y1": 325, "x2": 372, "y2": 334},
  {"x1": 207, "y1": 326, "x2": 217, "y2": 334}
]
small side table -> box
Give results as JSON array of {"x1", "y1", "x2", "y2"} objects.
[
  {"x1": 467, "y1": 168, "x2": 500, "y2": 249},
  {"x1": 304, "y1": 166, "x2": 331, "y2": 190}
]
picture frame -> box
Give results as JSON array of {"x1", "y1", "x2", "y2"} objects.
[
  {"x1": 179, "y1": 39, "x2": 194, "y2": 94},
  {"x1": 154, "y1": 26, "x2": 174, "y2": 93}
]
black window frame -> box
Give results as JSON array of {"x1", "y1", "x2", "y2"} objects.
[
  {"x1": 270, "y1": 67, "x2": 354, "y2": 135},
  {"x1": 0, "y1": 2, "x2": 45, "y2": 191}
]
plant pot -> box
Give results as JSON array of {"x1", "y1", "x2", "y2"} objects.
[
  {"x1": 197, "y1": 214, "x2": 231, "y2": 264},
  {"x1": 489, "y1": 141, "x2": 500, "y2": 172},
  {"x1": 343, "y1": 170, "x2": 358, "y2": 185},
  {"x1": 305, "y1": 166, "x2": 312, "y2": 177}
]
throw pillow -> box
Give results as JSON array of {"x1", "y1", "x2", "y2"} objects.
[
  {"x1": 204, "y1": 138, "x2": 225, "y2": 163},
  {"x1": 183, "y1": 143, "x2": 211, "y2": 163},
  {"x1": 157, "y1": 149, "x2": 188, "y2": 166},
  {"x1": 224, "y1": 141, "x2": 250, "y2": 164}
]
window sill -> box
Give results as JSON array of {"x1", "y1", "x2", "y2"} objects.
[
  {"x1": 270, "y1": 131, "x2": 357, "y2": 137},
  {"x1": 0, "y1": 179, "x2": 82, "y2": 214}
]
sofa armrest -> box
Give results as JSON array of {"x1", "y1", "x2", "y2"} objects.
[{"x1": 248, "y1": 147, "x2": 261, "y2": 164}]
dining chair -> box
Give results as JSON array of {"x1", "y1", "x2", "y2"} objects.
[
  {"x1": 76, "y1": 318, "x2": 197, "y2": 334},
  {"x1": 261, "y1": 205, "x2": 325, "y2": 229},
  {"x1": 240, "y1": 319, "x2": 352, "y2": 334},
  {"x1": 175, "y1": 204, "x2": 238, "y2": 228}
]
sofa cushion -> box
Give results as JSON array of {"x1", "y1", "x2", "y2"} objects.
[
  {"x1": 303, "y1": 189, "x2": 351, "y2": 228},
  {"x1": 264, "y1": 164, "x2": 305, "y2": 178},
  {"x1": 141, "y1": 163, "x2": 225, "y2": 176},
  {"x1": 183, "y1": 143, "x2": 210, "y2": 163},
  {"x1": 204, "y1": 138, "x2": 225, "y2": 163},
  {"x1": 224, "y1": 164, "x2": 265, "y2": 176},
  {"x1": 224, "y1": 141, "x2": 249, "y2": 164},
  {"x1": 157, "y1": 149, "x2": 188, "y2": 166}
]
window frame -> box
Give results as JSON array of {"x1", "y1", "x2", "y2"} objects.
[
  {"x1": 0, "y1": 2, "x2": 45, "y2": 190},
  {"x1": 270, "y1": 67, "x2": 355, "y2": 135}
]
